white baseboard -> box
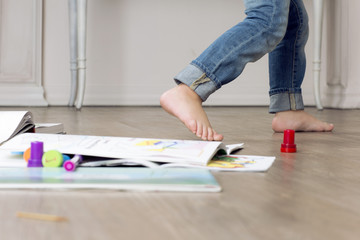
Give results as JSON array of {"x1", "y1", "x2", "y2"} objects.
[
  {"x1": 324, "y1": 87, "x2": 360, "y2": 109},
  {"x1": 0, "y1": 85, "x2": 48, "y2": 106}
]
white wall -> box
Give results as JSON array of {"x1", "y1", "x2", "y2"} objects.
[
  {"x1": 323, "y1": 0, "x2": 360, "y2": 109},
  {"x1": 43, "y1": 0, "x2": 325, "y2": 106}
]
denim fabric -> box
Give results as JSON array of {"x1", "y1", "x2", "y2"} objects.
[{"x1": 174, "y1": 0, "x2": 309, "y2": 113}]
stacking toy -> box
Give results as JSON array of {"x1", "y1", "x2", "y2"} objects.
[
  {"x1": 27, "y1": 141, "x2": 44, "y2": 167},
  {"x1": 62, "y1": 154, "x2": 71, "y2": 165},
  {"x1": 23, "y1": 147, "x2": 31, "y2": 162},
  {"x1": 42, "y1": 150, "x2": 64, "y2": 167},
  {"x1": 281, "y1": 129, "x2": 297, "y2": 153}
]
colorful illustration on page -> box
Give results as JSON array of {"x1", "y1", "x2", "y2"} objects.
[
  {"x1": 208, "y1": 155, "x2": 256, "y2": 169},
  {"x1": 135, "y1": 139, "x2": 208, "y2": 155}
]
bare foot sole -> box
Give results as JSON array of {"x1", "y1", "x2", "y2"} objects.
[
  {"x1": 272, "y1": 110, "x2": 334, "y2": 132},
  {"x1": 160, "y1": 84, "x2": 223, "y2": 141}
]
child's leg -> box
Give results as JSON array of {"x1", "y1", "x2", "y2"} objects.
[
  {"x1": 161, "y1": 83, "x2": 222, "y2": 141},
  {"x1": 268, "y1": 0, "x2": 334, "y2": 132},
  {"x1": 161, "y1": 0, "x2": 291, "y2": 140}
]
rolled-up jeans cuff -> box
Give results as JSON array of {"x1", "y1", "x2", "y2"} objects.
[
  {"x1": 174, "y1": 64, "x2": 218, "y2": 102},
  {"x1": 269, "y1": 92, "x2": 304, "y2": 113}
]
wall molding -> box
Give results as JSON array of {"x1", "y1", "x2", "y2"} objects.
[
  {"x1": 324, "y1": 0, "x2": 360, "y2": 109},
  {"x1": 0, "y1": 0, "x2": 47, "y2": 106}
]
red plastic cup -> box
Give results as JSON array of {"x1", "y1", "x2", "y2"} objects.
[{"x1": 281, "y1": 129, "x2": 297, "y2": 153}]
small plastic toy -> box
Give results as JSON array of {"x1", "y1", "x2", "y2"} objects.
[
  {"x1": 281, "y1": 129, "x2": 297, "y2": 153},
  {"x1": 64, "y1": 155, "x2": 83, "y2": 172},
  {"x1": 42, "y1": 150, "x2": 64, "y2": 168},
  {"x1": 27, "y1": 141, "x2": 44, "y2": 167}
]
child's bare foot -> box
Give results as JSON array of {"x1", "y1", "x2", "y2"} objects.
[
  {"x1": 160, "y1": 84, "x2": 223, "y2": 141},
  {"x1": 272, "y1": 110, "x2": 334, "y2": 132}
]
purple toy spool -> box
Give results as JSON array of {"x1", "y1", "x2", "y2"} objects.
[{"x1": 27, "y1": 141, "x2": 44, "y2": 167}]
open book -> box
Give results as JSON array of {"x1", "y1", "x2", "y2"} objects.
[
  {"x1": 0, "y1": 111, "x2": 64, "y2": 145},
  {"x1": 1, "y1": 133, "x2": 244, "y2": 166}
]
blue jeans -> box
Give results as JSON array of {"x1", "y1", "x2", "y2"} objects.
[{"x1": 174, "y1": 0, "x2": 309, "y2": 113}]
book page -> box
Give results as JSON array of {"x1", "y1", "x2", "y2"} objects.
[
  {"x1": 160, "y1": 155, "x2": 276, "y2": 172},
  {"x1": 0, "y1": 111, "x2": 34, "y2": 145},
  {"x1": 35, "y1": 123, "x2": 64, "y2": 134}
]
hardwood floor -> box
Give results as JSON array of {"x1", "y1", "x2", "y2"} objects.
[{"x1": 0, "y1": 106, "x2": 359, "y2": 240}]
